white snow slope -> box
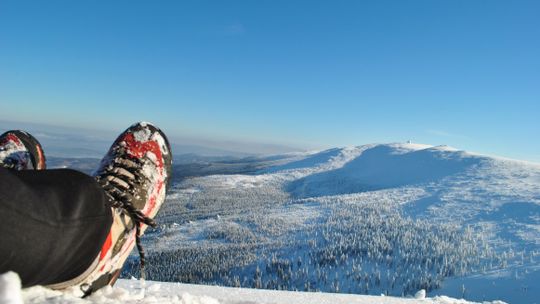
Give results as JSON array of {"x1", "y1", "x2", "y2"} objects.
[
  {"x1": 5, "y1": 143, "x2": 539, "y2": 304},
  {"x1": 140, "y1": 143, "x2": 539, "y2": 303},
  {"x1": 1, "y1": 272, "x2": 505, "y2": 304}
]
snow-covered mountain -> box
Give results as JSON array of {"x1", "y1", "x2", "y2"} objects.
[
  {"x1": 8, "y1": 143, "x2": 538, "y2": 303},
  {"x1": 114, "y1": 143, "x2": 540, "y2": 304}
]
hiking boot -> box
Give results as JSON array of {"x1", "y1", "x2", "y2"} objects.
[
  {"x1": 0, "y1": 130, "x2": 46, "y2": 170},
  {"x1": 47, "y1": 122, "x2": 172, "y2": 296}
]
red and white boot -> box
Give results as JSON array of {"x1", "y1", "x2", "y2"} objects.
[
  {"x1": 47, "y1": 122, "x2": 172, "y2": 296},
  {"x1": 0, "y1": 130, "x2": 46, "y2": 170}
]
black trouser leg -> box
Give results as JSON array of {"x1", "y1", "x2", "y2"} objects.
[{"x1": 0, "y1": 167, "x2": 112, "y2": 287}]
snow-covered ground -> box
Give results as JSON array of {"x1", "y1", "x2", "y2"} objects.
[
  {"x1": 128, "y1": 143, "x2": 539, "y2": 303},
  {"x1": 4, "y1": 142, "x2": 538, "y2": 303},
  {"x1": 1, "y1": 272, "x2": 506, "y2": 304}
]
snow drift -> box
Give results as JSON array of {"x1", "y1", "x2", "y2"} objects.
[
  {"x1": 135, "y1": 143, "x2": 539, "y2": 303},
  {"x1": 0, "y1": 272, "x2": 507, "y2": 304}
]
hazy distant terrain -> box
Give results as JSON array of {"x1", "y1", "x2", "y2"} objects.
[{"x1": 0, "y1": 120, "x2": 300, "y2": 159}]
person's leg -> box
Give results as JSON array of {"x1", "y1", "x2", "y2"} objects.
[
  {"x1": 0, "y1": 167, "x2": 112, "y2": 287},
  {"x1": 0, "y1": 122, "x2": 172, "y2": 296},
  {"x1": 0, "y1": 130, "x2": 112, "y2": 287}
]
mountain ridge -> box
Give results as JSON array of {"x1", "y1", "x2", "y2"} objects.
[{"x1": 115, "y1": 141, "x2": 540, "y2": 303}]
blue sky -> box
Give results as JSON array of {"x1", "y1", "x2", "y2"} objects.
[{"x1": 1, "y1": 1, "x2": 539, "y2": 160}]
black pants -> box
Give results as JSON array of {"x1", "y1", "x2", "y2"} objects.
[{"x1": 0, "y1": 167, "x2": 112, "y2": 287}]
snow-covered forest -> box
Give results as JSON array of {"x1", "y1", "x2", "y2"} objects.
[{"x1": 118, "y1": 143, "x2": 540, "y2": 303}]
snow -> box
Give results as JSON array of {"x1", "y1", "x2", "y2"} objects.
[
  {"x1": 415, "y1": 289, "x2": 426, "y2": 299},
  {"x1": 3, "y1": 142, "x2": 537, "y2": 304},
  {"x1": 0, "y1": 272, "x2": 23, "y2": 304},
  {"x1": 287, "y1": 144, "x2": 481, "y2": 198},
  {"x1": 146, "y1": 143, "x2": 540, "y2": 303},
  {"x1": 0, "y1": 272, "x2": 506, "y2": 304}
]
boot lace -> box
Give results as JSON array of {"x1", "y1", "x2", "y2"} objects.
[
  {"x1": 1, "y1": 160, "x2": 17, "y2": 170},
  {"x1": 96, "y1": 148, "x2": 157, "y2": 279},
  {"x1": 0, "y1": 152, "x2": 28, "y2": 170}
]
